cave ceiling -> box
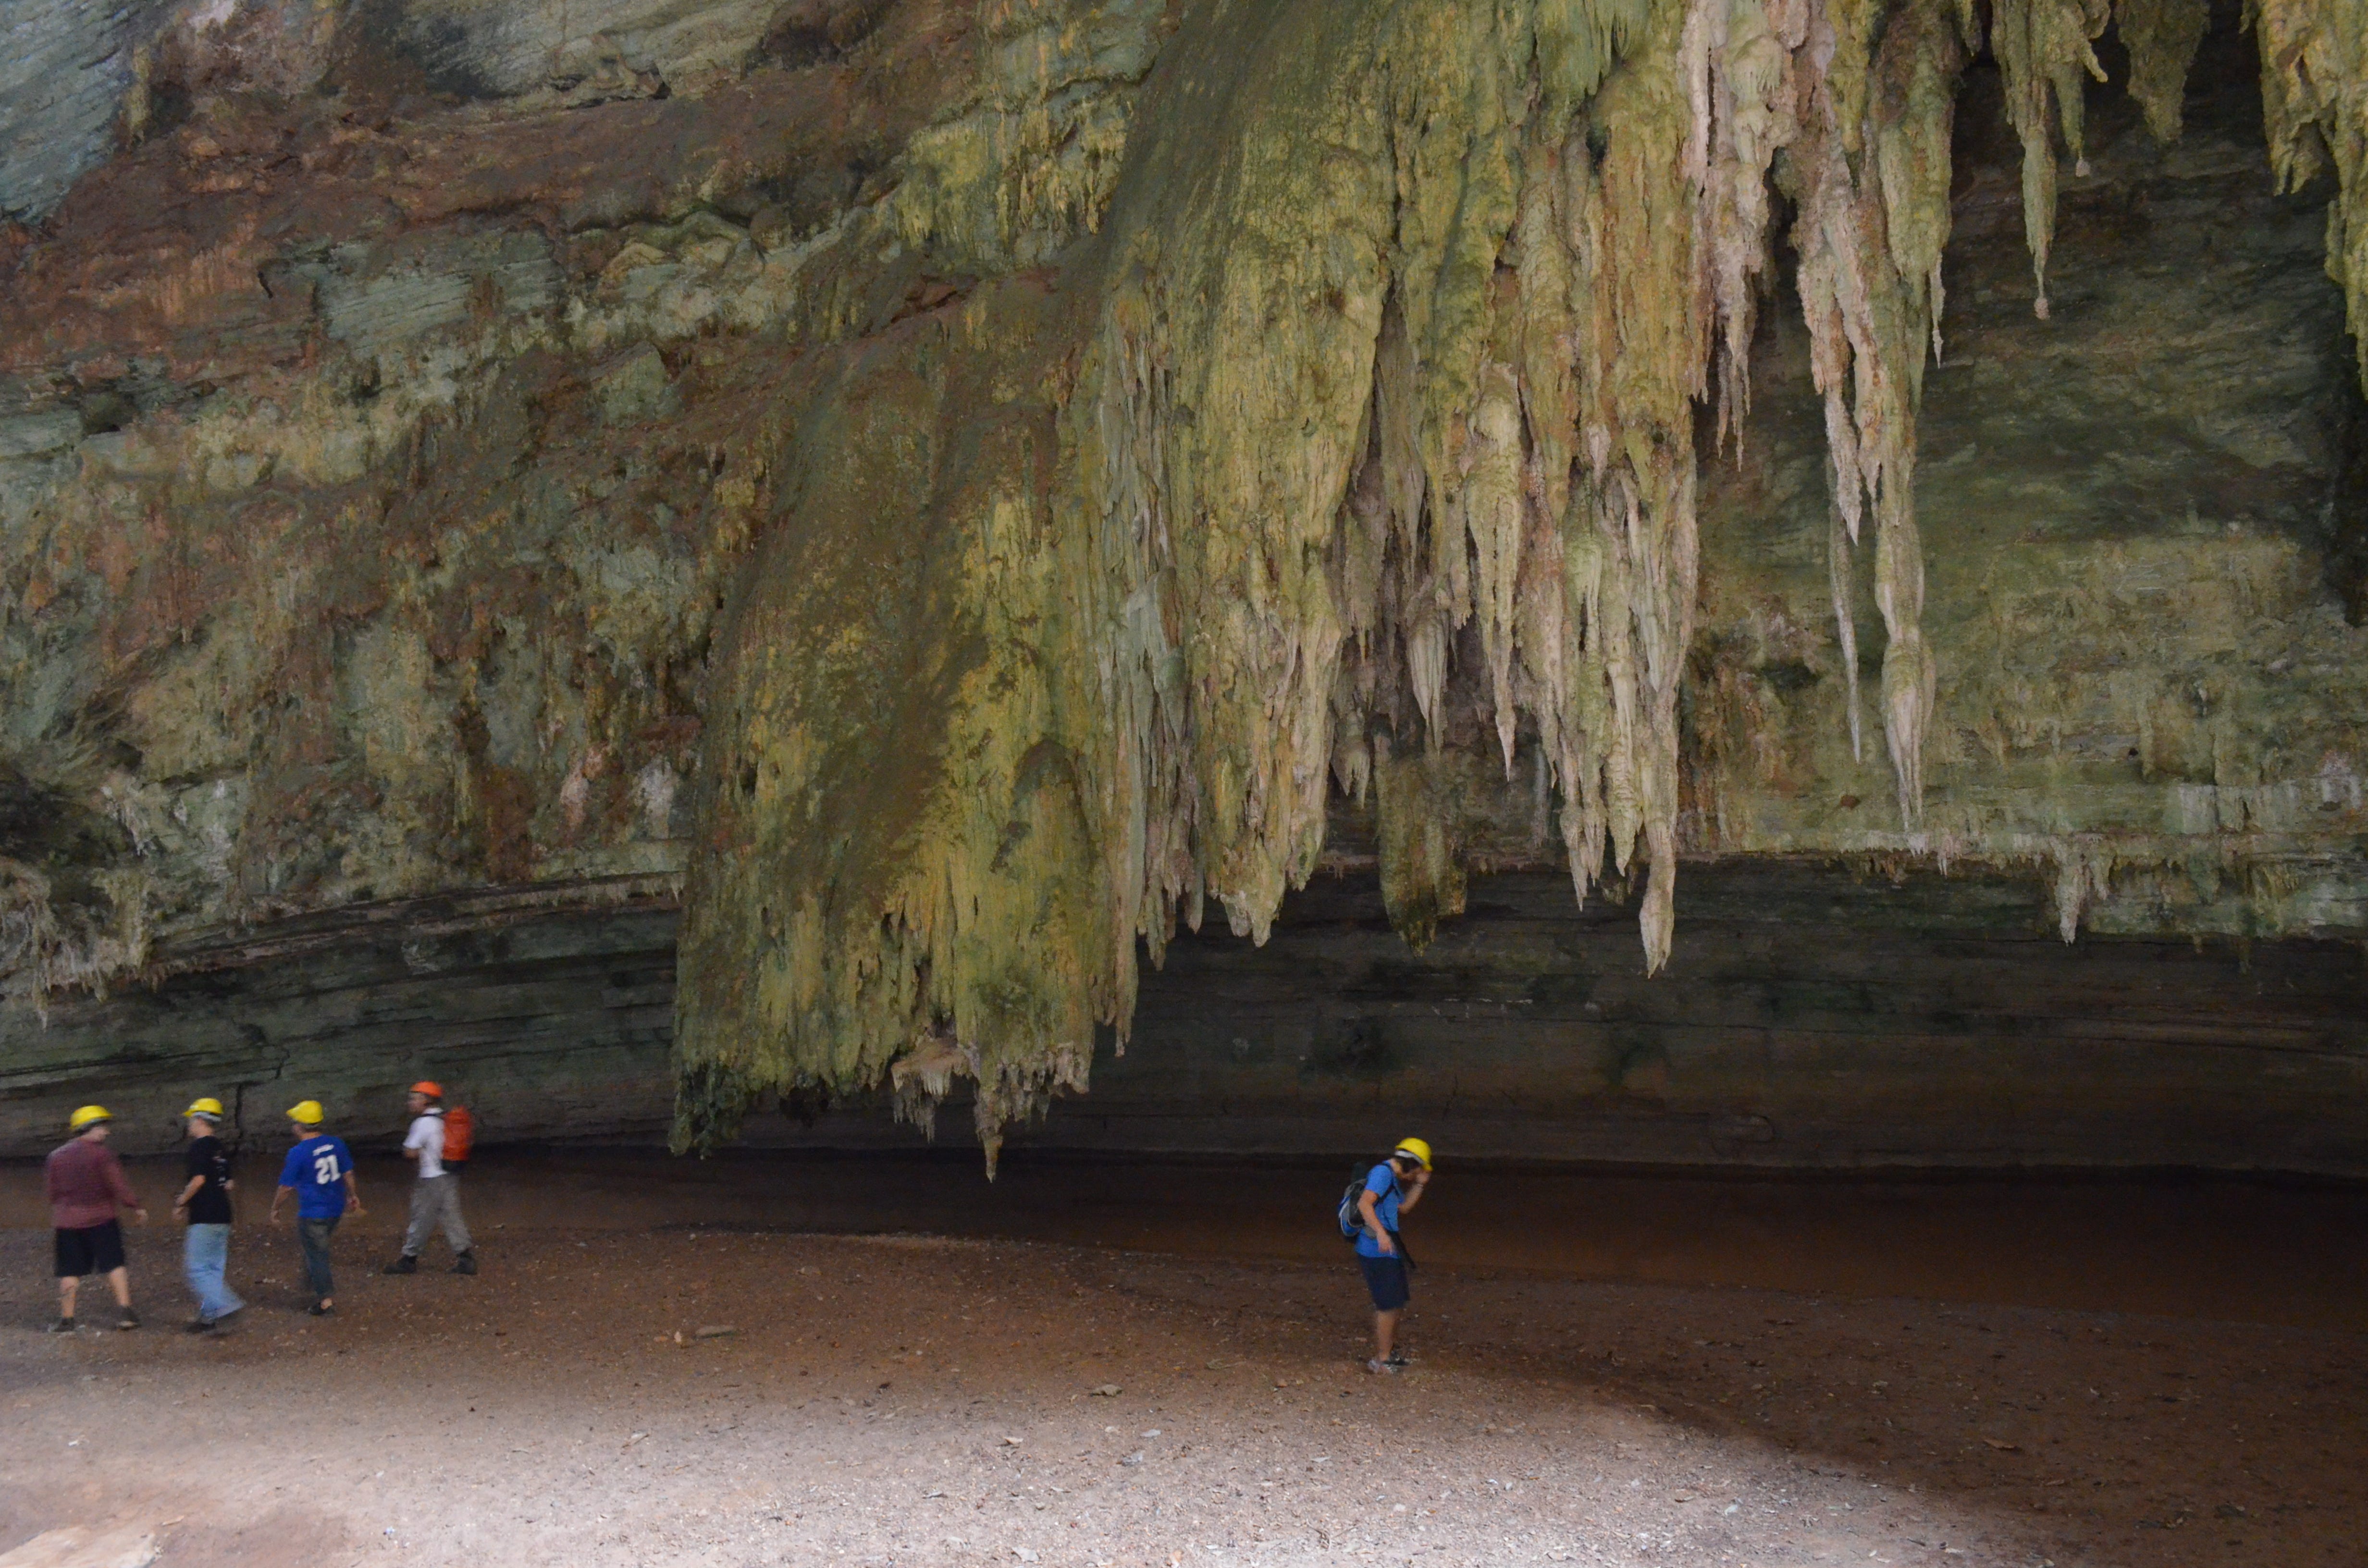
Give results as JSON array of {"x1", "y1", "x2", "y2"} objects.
[{"x1": 0, "y1": 0, "x2": 2363, "y2": 1161}]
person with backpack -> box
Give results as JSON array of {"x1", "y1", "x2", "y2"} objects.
[
  {"x1": 1343, "y1": 1137, "x2": 1432, "y2": 1374},
  {"x1": 172, "y1": 1096, "x2": 245, "y2": 1332},
  {"x1": 383, "y1": 1081, "x2": 476, "y2": 1276},
  {"x1": 268, "y1": 1101, "x2": 364, "y2": 1315},
  {"x1": 44, "y1": 1105, "x2": 147, "y2": 1333}
]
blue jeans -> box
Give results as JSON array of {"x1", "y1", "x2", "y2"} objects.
[
  {"x1": 297, "y1": 1216, "x2": 340, "y2": 1300},
  {"x1": 183, "y1": 1223, "x2": 245, "y2": 1321}
]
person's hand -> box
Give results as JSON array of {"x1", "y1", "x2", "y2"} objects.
[
  {"x1": 269, "y1": 1208, "x2": 285, "y2": 1228},
  {"x1": 131, "y1": 1207, "x2": 148, "y2": 1225},
  {"x1": 172, "y1": 1203, "x2": 187, "y2": 1218},
  {"x1": 1375, "y1": 1232, "x2": 1397, "y2": 1256}
]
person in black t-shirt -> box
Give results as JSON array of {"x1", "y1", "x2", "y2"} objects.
[{"x1": 173, "y1": 1097, "x2": 245, "y2": 1332}]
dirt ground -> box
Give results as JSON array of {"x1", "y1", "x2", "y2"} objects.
[{"x1": 1, "y1": 1163, "x2": 2361, "y2": 1568}]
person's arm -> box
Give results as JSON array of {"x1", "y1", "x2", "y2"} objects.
[
  {"x1": 1357, "y1": 1188, "x2": 1396, "y2": 1254},
  {"x1": 173, "y1": 1175, "x2": 205, "y2": 1213},
  {"x1": 343, "y1": 1169, "x2": 366, "y2": 1218},
  {"x1": 270, "y1": 1184, "x2": 293, "y2": 1223},
  {"x1": 105, "y1": 1151, "x2": 147, "y2": 1225},
  {"x1": 1397, "y1": 1169, "x2": 1431, "y2": 1215}
]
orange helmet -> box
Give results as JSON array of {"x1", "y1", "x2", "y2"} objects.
[{"x1": 408, "y1": 1080, "x2": 444, "y2": 1100}]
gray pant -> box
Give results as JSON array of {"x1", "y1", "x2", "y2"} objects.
[{"x1": 402, "y1": 1174, "x2": 472, "y2": 1259}]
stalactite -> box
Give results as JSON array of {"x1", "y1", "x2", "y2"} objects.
[
  {"x1": 1559, "y1": 0, "x2": 1713, "y2": 970},
  {"x1": 1776, "y1": 0, "x2": 1968, "y2": 826},
  {"x1": 1994, "y1": 0, "x2": 2109, "y2": 318},
  {"x1": 1373, "y1": 744, "x2": 1470, "y2": 950},
  {"x1": 2118, "y1": 0, "x2": 2210, "y2": 141},
  {"x1": 694, "y1": 0, "x2": 2368, "y2": 1155},
  {"x1": 672, "y1": 0, "x2": 1994, "y2": 1153},
  {"x1": 2252, "y1": 0, "x2": 2368, "y2": 388}
]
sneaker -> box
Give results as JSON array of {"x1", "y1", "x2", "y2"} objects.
[
  {"x1": 308, "y1": 1300, "x2": 333, "y2": 1317},
  {"x1": 452, "y1": 1252, "x2": 478, "y2": 1276},
  {"x1": 382, "y1": 1255, "x2": 418, "y2": 1275},
  {"x1": 43, "y1": 1318, "x2": 76, "y2": 1335},
  {"x1": 185, "y1": 1317, "x2": 217, "y2": 1335},
  {"x1": 1365, "y1": 1358, "x2": 1398, "y2": 1375},
  {"x1": 117, "y1": 1310, "x2": 140, "y2": 1331},
  {"x1": 1385, "y1": 1352, "x2": 1411, "y2": 1368}
]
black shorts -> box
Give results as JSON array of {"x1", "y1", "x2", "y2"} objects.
[
  {"x1": 1358, "y1": 1252, "x2": 1410, "y2": 1311},
  {"x1": 54, "y1": 1220, "x2": 125, "y2": 1278}
]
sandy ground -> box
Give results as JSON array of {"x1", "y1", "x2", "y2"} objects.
[{"x1": 0, "y1": 1183, "x2": 2361, "y2": 1568}]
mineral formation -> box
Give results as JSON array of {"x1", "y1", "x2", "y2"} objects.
[{"x1": 0, "y1": 0, "x2": 2360, "y2": 1163}]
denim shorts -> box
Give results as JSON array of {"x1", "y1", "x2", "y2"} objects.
[{"x1": 1358, "y1": 1252, "x2": 1410, "y2": 1311}]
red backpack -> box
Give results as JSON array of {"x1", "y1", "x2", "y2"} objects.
[{"x1": 442, "y1": 1105, "x2": 475, "y2": 1165}]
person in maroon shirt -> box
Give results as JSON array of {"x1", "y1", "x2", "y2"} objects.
[{"x1": 45, "y1": 1105, "x2": 147, "y2": 1333}]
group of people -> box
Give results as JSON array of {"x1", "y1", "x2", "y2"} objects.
[
  {"x1": 49, "y1": 1093, "x2": 1436, "y2": 1366},
  {"x1": 40, "y1": 1080, "x2": 479, "y2": 1334}
]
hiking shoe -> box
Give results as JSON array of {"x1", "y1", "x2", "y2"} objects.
[
  {"x1": 382, "y1": 1255, "x2": 418, "y2": 1275},
  {"x1": 1365, "y1": 1358, "x2": 1398, "y2": 1375},
  {"x1": 308, "y1": 1300, "x2": 333, "y2": 1317},
  {"x1": 452, "y1": 1251, "x2": 477, "y2": 1276},
  {"x1": 117, "y1": 1310, "x2": 140, "y2": 1331},
  {"x1": 44, "y1": 1318, "x2": 76, "y2": 1335},
  {"x1": 185, "y1": 1317, "x2": 217, "y2": 1335},
  {"x1": 1385, "y1": 1352, "x2": 1411, "y2": 1368}
]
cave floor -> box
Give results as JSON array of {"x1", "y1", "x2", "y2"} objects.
[{"x1": 0, "y1": 1177, "x2": 2360, "y2": 1568}]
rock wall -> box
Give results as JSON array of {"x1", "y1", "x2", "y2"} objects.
[
  {"x1": 0, "y1": 882, "x2": 678, "y2": 1157},
  {"x1": 9, "y1": 862, "x2": 2359, "y2": 1176},
  {"x1": 2, "y1": 0, "x2": 2365, "y2": 1163}
]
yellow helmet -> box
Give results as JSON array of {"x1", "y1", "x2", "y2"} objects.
[
  {"x1": 68, "y1": 1104, "x2": 112, "y2": 1133},
  {"x1": 1393, "y1": 1136, "x2": 1433, "y2": 1171},
  {"x1": 183, "y1": 1096, "x2": 225, "y2": 1120},
  {"x1": 286, "y1": 1100, "x2": 325, "y2": 1127}
]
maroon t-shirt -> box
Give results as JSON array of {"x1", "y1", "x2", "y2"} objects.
[{"x1": 45, "y1": 1139, "x2": 137, "y2": 1229}]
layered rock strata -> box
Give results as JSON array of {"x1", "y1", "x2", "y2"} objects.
[{"x1": 7, "y1": 863, "x2": 2358, "y2": 1178}]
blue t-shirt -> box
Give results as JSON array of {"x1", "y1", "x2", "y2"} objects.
[
  {"x1": 280, "y1": 1136, "x2": 354, "y2": 1220},
  {"x1": 1353, "y1": 1162, "x2": 1403, "y2": 1259}
]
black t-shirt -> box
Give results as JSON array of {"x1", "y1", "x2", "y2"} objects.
[{"x1": 185, "y1": 1135, "x2": 233, "y2": 1225}]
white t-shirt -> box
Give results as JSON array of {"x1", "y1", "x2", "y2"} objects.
[{"x1": 404, "y1": 1112, "x2": 447, "y2": 1178}]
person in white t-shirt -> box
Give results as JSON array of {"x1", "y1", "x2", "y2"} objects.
[{"x1": 382, "y1": 1081, "x2": 475, "y2": 1276}]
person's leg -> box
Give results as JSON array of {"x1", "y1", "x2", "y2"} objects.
[
  {"x1": 212, "y1": 1226, "x2": 245, "y2": 1315},
  {"x1": 401, "y1": 1180, "x2": 434, "y2": 1260},
  {"x1": 55, "y1": 1227, "x2": 87, "y2": 1323},
  {"x1": 299, "y1": 1218, "x2": 336, "y2": 1303},
  {"x1": 185, "y1": 1224, "x2": 240, "y2": 1320},
  {"x1": 1359, "y1": 1254, "x2": 1409, "y2": 1370},
  {"x1": 438, "y1": 1177, "x2": 472, "y2": 1259},
  {"x1": 89, "y1": 1222, "x2": 134, "y2": 1325},
  {"x1": 318, "y1": 1215, "x2": 339, "y2": 1303}
]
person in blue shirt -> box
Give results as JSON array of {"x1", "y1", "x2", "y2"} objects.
[
  {"x1": 267, "y1": 1101, "x2": 365, "y2": 1316},
  {"x1": 1354, "y1": 1137, "x2": 1432, "y2": 1374}
]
